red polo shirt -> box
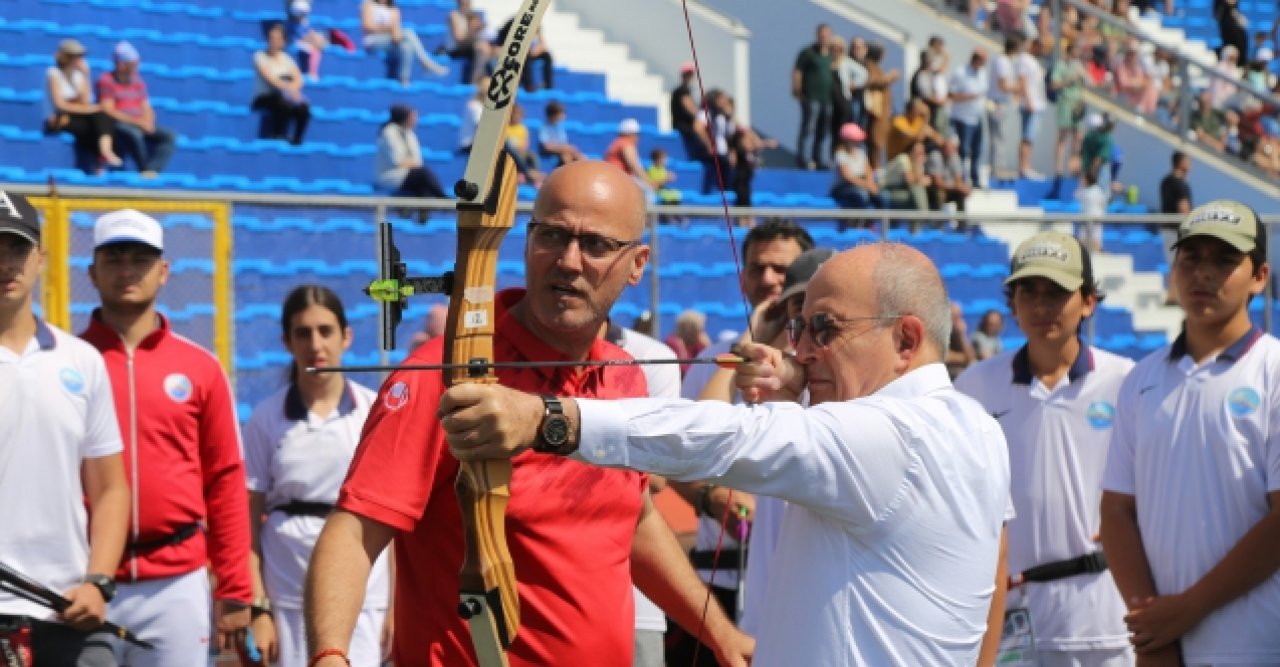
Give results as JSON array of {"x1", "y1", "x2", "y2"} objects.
[{"x1": 339, "y1": 289, "x2": 649, "y2": 666}]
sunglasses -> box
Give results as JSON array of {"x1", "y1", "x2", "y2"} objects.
[
  {"x1": 785, "y1": 313, "x2": 900, "y2": 348},
  {"x1": 527, "y1": 222, "x2": 640, "y2": 259}
]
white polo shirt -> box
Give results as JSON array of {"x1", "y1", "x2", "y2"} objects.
[
  {"x1": 608, "y1": 324, "x2": 679, "y2": 633},
  {"x1": 1103, "y1": 328, "x2": 1280, "y2": 664},
  {"x1": 243, "y1": 381, "x2": 389, "y2": 610},
  {"x1": 949, "y1": 64, "x2": 990, "y2": 126},
  {"x1": 0, "y1": 320, "x2": 123, "y2": 618},
  {"x1": 956, "y1": 344, "x2": 1133, "y2": 651},
  {"x1": 577, "y1": 364, "x2": 1011, "y2": 665}
]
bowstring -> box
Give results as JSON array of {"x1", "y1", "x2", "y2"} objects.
[{"x1": 679, "y1": 1, "x2": 754, "y2": 661}]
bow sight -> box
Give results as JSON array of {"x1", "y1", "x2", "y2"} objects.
[{"x1": 365, "y1": 220, "x2": 452, "y2": 351}]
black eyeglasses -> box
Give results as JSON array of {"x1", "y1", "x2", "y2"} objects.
[
  {"x1": 527, "y1": 222, "x2": 640, "y2": 259},
  {"x1": 785, "y1": 313, "x2": 900, "y2": 348}
]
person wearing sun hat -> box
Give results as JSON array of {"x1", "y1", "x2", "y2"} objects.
[
  {"x1": 1102, "y1": 200, "x2": 1280, "y2": 664},
  {"x1": 46, "y1": 38, "x2": 124, "y2": 171},
  {"x1": 957, "y1": 230, "x2": 1135, "y2": 666},
  {"x1": 0, "y1": 188, "x2": 129, "y2": 666}
]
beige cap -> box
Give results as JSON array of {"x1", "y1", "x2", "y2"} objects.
[
  {"x1": 58, "y1": 39, "x2": 87, "y2": 56},
  {"x1": 1005, "y1": 231, "x2": 1085, "y2": 291},
  {"x1": 1172, "y1": 199, "x2": 1259, "y2": 253}
]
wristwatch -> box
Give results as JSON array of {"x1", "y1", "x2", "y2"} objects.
[
  {"x1": 534, "y1": 395, "x2": 571, "y2": 455},
  {"x1": 82, "y1": 574, "x2": 116, "y2": 603}
]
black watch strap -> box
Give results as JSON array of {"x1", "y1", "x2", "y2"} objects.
[
  {"x1": 535, "y1": 395, "x2": 571, "y2": 455},
  {"x1": 82, "y1": 574, "x2": 116, "y2": 602}
]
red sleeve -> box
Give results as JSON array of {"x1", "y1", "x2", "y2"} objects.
[
  {"x1": 198, "y1": 357, "x2": 253, "y2": 603},
  {"x1": 338, "y1": 342, "x2": 450, "y2": 532},
  {"x1": 95, "y1": 73, "x2": 114, "y2": 103}
]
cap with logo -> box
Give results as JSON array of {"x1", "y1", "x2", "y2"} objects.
[
  {"x1": 0, "y1": 190, "x2": 41, "y2": 245},
  {"x1": 94, "y1": 209, "x2": 164, "y2": 252},
  {"x1": 778, "y1": 248, "x2": 836, "y2": 305},
  {"x1": 1005, "y1": 231, "x2": 1087, "y2": 291},
  {"x1": 617, "y1": 118, "x2": 640, "y2": 135},
  {"x1": 1172, "y1": 199, "x2": 1261, "y2": 253}
]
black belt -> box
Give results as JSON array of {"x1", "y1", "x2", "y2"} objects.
[
  {"x1": 689, "y1": 548, "x2": 747, "y2": 570},
  {"x1": 127, "y1": 522, "x2": 201, "y2": 554},
  {"x1": 1011, "y1": 551, "x2": 1108, "y2": 587},
  {"x1": 270, "y1": 501, "x2": 334, "y2": 518}
]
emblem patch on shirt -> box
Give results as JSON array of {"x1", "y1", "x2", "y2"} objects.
[
  {"x1": 164, "y1": 373, "x2": 193, "y2": 402},
  {"x1": 385, "y1": 381, "x2": 411, "y2": 410},
  {"x1": 1227, "y1": 387, "x2": 1262, "y2": 418},
  {"x1": 1085, "y1": 401, "x2": 1116, "y2": 430},
  {"x1": 59, "y1": 368, "x2": 85, "y2": 395}
]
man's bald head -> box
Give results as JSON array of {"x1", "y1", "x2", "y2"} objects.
[
  {"x1": 533, "y1": 161, "x2": 648, "y2": 240},
  {"x1": 816, "y1": 243, "x2": 952, "y2": 355}
]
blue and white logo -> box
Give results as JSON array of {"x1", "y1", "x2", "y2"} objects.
[
  {"x1": 384, "y1": 381, "x2": 411, "y2": 410},
  {"x1": 1227, "y1": 387, "x2": 1262, "y2": 418},
  {"x1": 1086, "y1": 401, "x2": 1116, "y2": 430},
  {"x1": 164, "y1": 373, "x2": 193, "y2": 402},
  {"x1": 59, "y1": 368, "x2": 85, "y2": 395}
]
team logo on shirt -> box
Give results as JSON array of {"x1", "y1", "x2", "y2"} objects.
[
  {"x1": 59, "y1": 368, "x2": 85, "y2": 395},
  {"x1": 1227, "y1": 387, "x2": 1262, "y2": 418},
  {"x1": 164, "y1": 373, "x2": 193, "y2": 402},
  {"x1": 1085, "y1": 401, "x2": 1116, "y2": 430},
  {"x1": 385, "y1": 381, "x2": 411, "y2": 410}
]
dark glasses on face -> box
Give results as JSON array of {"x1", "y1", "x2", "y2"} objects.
[{"x1": 785, "y1": 313, "x2": 900, "y2": 348}]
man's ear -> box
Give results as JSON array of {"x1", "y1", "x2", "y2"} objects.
[
  {"x1": 899, "y1": 315, "x2": 926, "y2": 358},
  {"x1": 628, "y1": 245, "x2": 651, "y2": 287}
]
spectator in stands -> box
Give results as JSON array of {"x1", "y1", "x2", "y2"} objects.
[
  {"x1": 888, "y1": 98, "x2": 943, "y2": 161},
  {"x1": 883, "y1": 140, "x2": 933, "y2": 217},
  {"x1": 1223, "y1": 107, "x2": 1245, "y2": 156},
  {"x1": 444, "y1": 0, "x2": 492, "y2": 85},
  {"x1": 1209, "y1": 46, "x2": 1242, "y2": 108},
  {"x1": 538, "y1": 101, "x2": 584, "y2": 168},
  {"x1": 989, "y1": 36, "x2": 1024, "y2": 183},
  {"x1": 285, "y1": 0, "x2": 353, "y2": 81},
  {"x1": 361, "y1": 0, "x2": 448, "y2": 86},
  {"x1": 950, "y1": 48, "x2": 990, "y2": 188},
  {"x1": 690, "y1": 89, "x2": 733, "y2": 194},
  {"x1": 1148, "y1": 48, "x2": 1176, "y2": 119},
  {"x1": 1014, "y1": 38, "x2": 1048, "y2": 179},
  {"x1": 665, "y1": 310, "x2": 710, "y2": 377},
  {"x1": 1085, "y1": 43, "x2": 1114, "y2": 88},
  {"x1": 375, "y1": 103, "x2": 446, "y2": 201},
  {"x1": 1080, "y1": 112, "x2": 1116, "y2": 189},
  {"x1": 1048, "y1": 41, "x2": 1089, "y2": 200},
  {"x1": 1216, "y1": 0, "x2": 1250, "y2": 63},
  {"x1": 1191, "y1": 88, "x2": 1228, "y2": 151},
  {"x1": 927, "y1": 134, "x2": 972, "y2": 216},
  {"x1": 505, "y1": 103, "x2": 542, "y2": 180},
  {"x1": 830, "y1": 122, "x2": 886, "y2": 215},
  {"x1": 670, "y1": 63, "x2": 707, "y2": 160},
  {"x1": 969, "y1": 309, "x2": 1003, "y2": 360},
  {"x1": 830, "y1": 36, "x2": 868, "y2": 144},
  {"x1": 914, "y1": 44, "x2": 951, "y2": 135},
  {"x1": 1160, "y1": 150, "x2": 1193, "y2": 218},
  {"x1": 1245, "y1": 49, "x2": 1275, "y2": 91},
  {"x1": 647, "y1": 148, "x2": 684, "y2": 224},
  {"x1": 252, "y1": 24, "x2": 311, "y2": 145},
  {"x1": 863, "y1": 42, "x2": 900, "y2": 170},
  {"x1": 457, "y1": 75, "x2": 485, "y2": 152},
  {"x1": 96, "y1": 41, "x2": 176, "y2": 177},
  {"x1": 1114, "y1": 42, "x2": 1155, "y2": 115},
  {"x1": 792, "y1": 24, "x2": 834, "y2": 170},
  {"x1": 732, "y1": 113, "x2": 777, "y2": 218},
  {"x1": 849, "y1": 37, "x2": 870, "y2": 129},
  {"x1": 994, "y1": 0, "x2": 1036, "y2": 40},
  {"x1": 945, "y1": 302, "x2": 978, "y2": 379},
  {"x1": 495, "y1": 17, "x2": 554, "y2": 92},
  {"x1": 605, "y1": 119, "x2": 659, "y2": 196},
  {"x1": 45, "y1": 39, "x2": 123, "y2": 172}
]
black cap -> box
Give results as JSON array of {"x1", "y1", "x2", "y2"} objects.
[
  {"x1": 778, "y1": 248, "x2": 836, "y2": 304},
  {"x1": 0, "y1": 190, "x2": 40, "y2": 245}
]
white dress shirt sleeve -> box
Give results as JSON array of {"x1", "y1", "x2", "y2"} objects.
[{"x1": 575, "y1": 397, "x2": 915, "y2": 528}]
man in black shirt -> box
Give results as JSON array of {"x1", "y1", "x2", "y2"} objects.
[
  {"x1": 1158, "y1": 150, "x2": 1192, "y2": 303},
  {"x1": 792, "y1": 24, "x2": 834, "y2": 170},
  {"x1": 670, "y1": 63, "x2": 707, "y2": 160}
]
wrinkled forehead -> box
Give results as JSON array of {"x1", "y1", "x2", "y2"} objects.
[{"x1": 803, "y1": 260, "x2": 873, "y2": 316}]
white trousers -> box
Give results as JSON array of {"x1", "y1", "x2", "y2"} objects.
[
  {"x1": 108, "y1": 568, "x2": 211, "y2": 667},
  {"x1": 274, "y1": 605, "x2": 386, "y2": 667}
]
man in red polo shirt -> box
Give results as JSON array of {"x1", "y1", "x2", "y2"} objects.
[
  {"x1": 95, "y1": 42, "x2": 176, "y2": 176},
  {"x1": 305, "y1": 161, "x2": 752, "y2": 667}
]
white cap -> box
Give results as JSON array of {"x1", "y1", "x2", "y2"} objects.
[
  {"x1": 617, "y1": 118, "x2": 640, "y2": 135},
  {"x1": 94, "y1": 209, "x2": 164, "y2": 252},
  {"x1": 290, "y1": 0, "x2": 311, "y2": 14},
  {"x1": 1258, "y1": 47, "x2": 1274, "y2": 61},
  {"x1": 1085, "y1": 112, "x2": 1104, "y2": 130}
]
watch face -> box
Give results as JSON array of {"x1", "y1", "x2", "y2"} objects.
[{"x1": 542, "y1": 415, "x2": 570, "y2": 446}]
